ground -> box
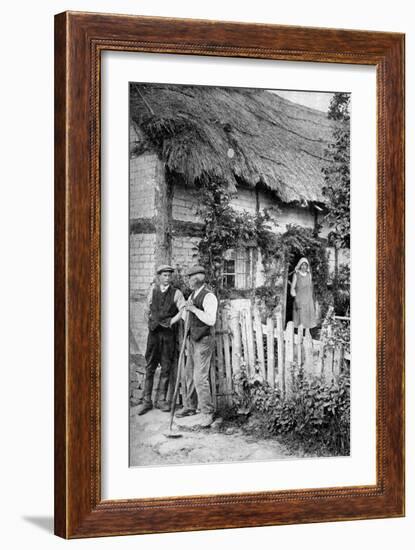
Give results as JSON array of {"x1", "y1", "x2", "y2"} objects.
[{"x1": 129, "y1": 406, "x2": 305, "y2": 467}]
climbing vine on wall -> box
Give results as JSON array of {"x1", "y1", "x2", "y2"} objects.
[
  {"x1": 194, "y1": 176, "x2": 257, "y2": 299},
  {"x1": 195, "y1": 176, "x2": 330, "y2": 315}
]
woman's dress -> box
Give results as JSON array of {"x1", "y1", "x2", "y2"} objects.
[{"x1": 293, "y1": 272, "x2": 316, "y2": 329}]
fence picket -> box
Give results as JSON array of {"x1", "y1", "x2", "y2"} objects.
[
  {"x1": 276, "y1": 311, "x2": 285, "y2": 396},
  {"x1": 245, "y1": 308, "x2": 256, "y2": 374},
  {"x1": 266, "y1": 317, "x2": 275, "y2": 388},
  {"x1": 240, "y1": 310, "x2": 249, "y2": 367},
  {"x1": 200, "y1": 302, "x2": 348, "y2": 410},
  {"x1": 285, "y1": 321, "x2": 294, "y2": 397},
  {"x1": 230, "y1": 310, "x2": 241, "y2": 374},
  {"x1": 297, "y1": 325, "x2": 303, "y2": 367},
  {"x1": 303, "y1": 333, "x2": 313, "y2": 377},
  {"x1": 210, "y1": 347, "x2": 217, "y2": 408},
  {"x1": 253, "y1": 305, "x2": 265, "y2": 379},
  {"x1": 316, "y1": 341, "x2": 324, "y2": 378},
  {"x1": 215, "y1": 316, "x2": 226, "y2": 409},
  {"x1": 322, "y1": 347, "x2": 334, "y2": 384},
  {"x1": 222, "y1": 310, "x2": 232, "y2": 404},
  {"x1": 333, "y1": 345, "x2": 343, "y2": 383}
]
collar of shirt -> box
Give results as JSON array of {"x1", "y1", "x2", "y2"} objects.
[
  {"x1": 159, "y1": 284, "x2": 170, "y2": 292},
  {"x1": 193, "y1": 284, "x2": 205, "y2": 299}
]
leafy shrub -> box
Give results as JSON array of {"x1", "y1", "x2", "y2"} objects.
[{"x1": 233, "y1": 362, "x2": 350, "y2": 456}]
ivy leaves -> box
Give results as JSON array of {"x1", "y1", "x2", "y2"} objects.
[
  {"x1": 322, "y1": 93, "x2": 351, "y2": 249},
  {"x1": 195, "y1": 177, "x2": 258, "y2": 294},
  {"x1": 233, "y1": 363, "x2": 350, "y2": 456}
]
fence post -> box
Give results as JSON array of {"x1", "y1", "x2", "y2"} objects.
[
  {"x1": 276, "y1": 309, "x2": 285, "y2": 397},
  {"x1": 285, "y1": 321, "x2": 294, "y2": 398},
  {"x1": 253, "y1": 303, "x2": 265, "y2": 379},
  {"x1": 266, "y1": 316, "x2": 275, "y2": 389}
]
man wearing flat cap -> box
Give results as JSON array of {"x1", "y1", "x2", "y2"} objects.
[
  {"x1": 176, "y1": 265, "x2": 218, "y2": 428},
  {"x1": 137, "y1": 265, "x2": 185, "y2": 415}
]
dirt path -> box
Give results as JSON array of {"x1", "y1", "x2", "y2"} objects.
[{"x1": 130, "y1": 407, "x2": 294, "y2": 467}]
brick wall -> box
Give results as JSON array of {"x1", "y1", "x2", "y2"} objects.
[
  {"x1": 172, "y1": 185, "x2": 201, "y2": 222},
  {"x1": 171, "y1": 236, "x2": 201, "y2": 275},
  {"x1": 130, "y1": 233, "x2": 157, "y2": 295},
  {"x1": 130, "y1": 151, "x2": 165, "y2": 356}
]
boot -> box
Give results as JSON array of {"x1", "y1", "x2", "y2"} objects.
[
  {"x1": 138, "y1": 374, "x2": 153, "y2": 415},
  {"x1": 137, "y1": 400, "x2": 152, "y2": 415},
  {"x1": 156, "y1": 374, "x2": 171, "y2": 412},
  {"x1": 157, "y1": 400, "x2": 171, "y2": 412}
]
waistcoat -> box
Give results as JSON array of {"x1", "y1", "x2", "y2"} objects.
[
  {"x1": 189, "y1": 286, "x2": 215, "y2": 342},
  {"x1": 148, "y1": 285, "x2": 178, "y2": 332}
]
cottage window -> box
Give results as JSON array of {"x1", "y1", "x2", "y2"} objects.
[{"x1": 223, "y1": 248, "x2": 254, "y2": 290}]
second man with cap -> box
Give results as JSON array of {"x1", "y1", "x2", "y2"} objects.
[{"x1": 177, "y1": 265, "x2": 218, "y2": 427}]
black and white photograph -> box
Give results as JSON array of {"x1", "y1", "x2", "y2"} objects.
[{"x1": 128, "y1": 82, "x2": 351, "y2": 468}]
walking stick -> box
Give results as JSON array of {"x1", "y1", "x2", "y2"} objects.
[{"x1": 164, "y1": 314, "x2": 190, "y2": 438}]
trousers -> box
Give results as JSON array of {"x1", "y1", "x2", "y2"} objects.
[
  {"x1": 183, "y1": 335, "x2": 215, "y2": 414},
  {"x1": 143, "y1": 327, "x2": 176, "y2": 403}
]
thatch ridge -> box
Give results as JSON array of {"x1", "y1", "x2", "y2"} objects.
[{"x1": 130, "y1": 83, "x2": 342, "y2": 204}]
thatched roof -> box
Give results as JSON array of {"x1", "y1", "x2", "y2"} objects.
[{"x1": 130, "y1": 83, "x2": 341, "y2": 204}]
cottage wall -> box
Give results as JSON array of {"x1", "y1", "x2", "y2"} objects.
[
  {"x1": 129, "y1": 152, "x2": 168, "y2": 353},
  {"x1": 172, "y1": 185, "x2": 202, "y2": 223},
  {"x1": 130, "y1": 168, "x2": 338, "y2": 354},
  {"x1": 232, "y1": 187, "x2": 257, "y2": 214},
  {"x1": 130, "y1": 153, "x2": 157, "y2": 219}
]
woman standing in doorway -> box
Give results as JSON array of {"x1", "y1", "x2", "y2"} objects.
[{"x1": 290, "y1": 257, "x2": 316, "y2": 336}]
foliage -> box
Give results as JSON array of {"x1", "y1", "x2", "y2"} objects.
[
  {"x1": 195, "y1": 177, "x2": 331, "y2": 313},
  {"x1": 171, "y1": 265, "x2": 192, "y2": 299},
  {"x1": 322, "y1": 93, "x2": 351, "y2": 249},
  {"x1": 195, "y1": 176, "x2": 333, "y2": 316},
  {"x1": 257, "y1": 221, "x2": 331, "y2": 317},
  {"x1": 320, "y1": 306, "x2": 350, "y2": 355},
  {"x1": 194, "y1": 176, "x2": 258, "y2": 299},
  {"x1": 233, "y1": 362, "x2": 281, "y2": 414},
  {"x1": 331, "y1": 263, "x2": 350, "y2": 316},
  {"x1": 328, "y1": 92, "x2": 350, "y2": 121},
  {"x1": 233, "y1": 362, "x2": 350, "y2": 456}
]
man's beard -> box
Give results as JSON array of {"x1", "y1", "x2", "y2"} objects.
[{"x1": 190, "y1": 278, "x2": 204, "y2": 290}]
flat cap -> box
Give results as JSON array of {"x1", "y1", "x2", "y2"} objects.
[
  {"x1": 156, "y1": 264, "x2": 174, "y2": 274},
  {"x1": 186, "y1": 265, "x2": 206, "y2": 277}
]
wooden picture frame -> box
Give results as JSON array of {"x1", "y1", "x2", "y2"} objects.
[{"x1": 54, "y1": 11, "x2": 405, "y2": 538}]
